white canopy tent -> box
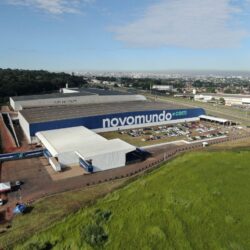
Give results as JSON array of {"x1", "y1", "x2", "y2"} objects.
[
  {"x1": 199, "y1": 115, "x2": 232, "y2": 125},
  {"x1": 36, "y1": 126, "x2": 136, "y2": 172}
]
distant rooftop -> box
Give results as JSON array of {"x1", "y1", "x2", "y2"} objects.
[
  {"x1": 78, "y1": 88, "x2": 129, "y2": 96},
  {"x1": 11, "y1": 88, "x2": 133, "y2": 101},
  {"x1": 197, "y1": 93, "x2": 250, "y2": 98}
]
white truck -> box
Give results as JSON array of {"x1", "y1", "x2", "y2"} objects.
[{"x1": 0, "y1": 182, "x2": 11, "y2": 206}]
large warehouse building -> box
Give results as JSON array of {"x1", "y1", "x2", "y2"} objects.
[
  {"x1": 19, "y1": 100, "x2": 205, "y2": 143},
  {"x1": 10, "y1": 88, "x2": 146, "y2": 111}
]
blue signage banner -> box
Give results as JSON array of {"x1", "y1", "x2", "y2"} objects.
[
  {"x1": 29, "y1": 108, "x2": 205, "y2": 136},
  {"x1": 0, "y1": 149, "x2": 44, "y2": 162}
]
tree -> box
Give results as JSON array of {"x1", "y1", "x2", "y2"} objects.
[{"x1": 219, "y1": 97, "x2": 225, "y2": 105}]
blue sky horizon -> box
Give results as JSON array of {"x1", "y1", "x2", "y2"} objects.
[{"x1": 1, "y1": 0, "x2": 250, "y2": 72}]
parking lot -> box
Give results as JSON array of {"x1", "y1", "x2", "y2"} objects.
[{"x1": 101, "y1": 121, "x2": 247, "y2": 146}]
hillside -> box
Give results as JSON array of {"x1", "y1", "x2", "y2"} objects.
[{"x1": 14, "y1": 150, "x2": 250, "y2": 250}]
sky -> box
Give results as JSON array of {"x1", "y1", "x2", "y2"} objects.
[{"x1": 0, "y1": 0, "x2": 250, "y2": 72}]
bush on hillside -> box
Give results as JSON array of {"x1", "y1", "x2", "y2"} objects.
[
  {"x1": 23, "y1": 240, "x2": 55, "y2": 250},
  {"x1": 94, "y1": 209, "x2": 112, "y2": 224},
  {"x1": 82, "y1": 224, "x2": 108, "y2": 247}
]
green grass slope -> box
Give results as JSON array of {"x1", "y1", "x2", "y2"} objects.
[{"x1": 15, "y1": 151, "x2": 250, "y2": 250}]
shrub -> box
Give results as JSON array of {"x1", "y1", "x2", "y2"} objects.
[
  {"x1": 24, "y1": 240, "x2": 54, "y2": 250},
  {"x1": 82, "y1": 224, "x2": 108, "y2": 247},
  {"x1": 94, "y1": 209, "x2": 112, "y2": 224}
]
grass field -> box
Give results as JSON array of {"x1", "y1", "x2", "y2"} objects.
[
  {"x1": 13, "y1": 150, "x2": 250, "y2": 250},
  {"x1": 146, "y1": 95, "x2": 250, "y2": 126},
  {"x1": 0, "y1": 180, "x2": 127, "y2": 250},
  {"x1": 209, "y1": 137, "x2": 250, "y2": 150}
]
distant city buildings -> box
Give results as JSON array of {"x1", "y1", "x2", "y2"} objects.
[{"x1": 78, "y1": 70, "x2": 250, "y2": 80}]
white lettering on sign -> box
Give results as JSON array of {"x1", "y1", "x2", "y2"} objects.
[{"x1": 102, "y1": 111, "x2": 173, "y2": 128}]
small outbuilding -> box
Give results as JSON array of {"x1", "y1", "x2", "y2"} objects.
[{"x1": 36, "y1": 126, "x2": 136, "y2": 172}]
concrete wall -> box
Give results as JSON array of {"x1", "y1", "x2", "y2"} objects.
[
  {"x1": 48, "y1": 157, "x2": 61, "y2": 172},
  {"x1": 18, "y1": 112, "x2": 31, "y2": 143},
  {"x1": 56, "y1": 151, "x2": 128, "y2": 172},
  {"x1": 90, "y1": 151, "x2": 126, "y2": 171},
  {"x1": 10, "y1": 97, "x2": 22, "y2": 111},
  {"x1": 57, "y1": 151, "x2": 79, "y2": 168},
  {"x1": 49, "y1": 150, "x2": 127, "y2": 172}
]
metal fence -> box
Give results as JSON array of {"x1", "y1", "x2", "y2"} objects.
[{"x1": 80, "y1": 133, "x2": 250, "y2": 187}]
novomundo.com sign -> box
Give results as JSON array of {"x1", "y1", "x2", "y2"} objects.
[{"x1": 102, "y1": 110, "x2": 182, "y2": 128}]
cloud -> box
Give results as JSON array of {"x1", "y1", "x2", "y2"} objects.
[
  {"x1": 112, "y1": 0, "x2": 249, "y2": 49},
  {"x1": 6, "y1": 0, "x2": 94, "y2": 14}
]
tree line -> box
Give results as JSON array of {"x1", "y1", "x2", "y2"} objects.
[{"x1": 0, "y1": 68, "x2": 87, "y2": 103}]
